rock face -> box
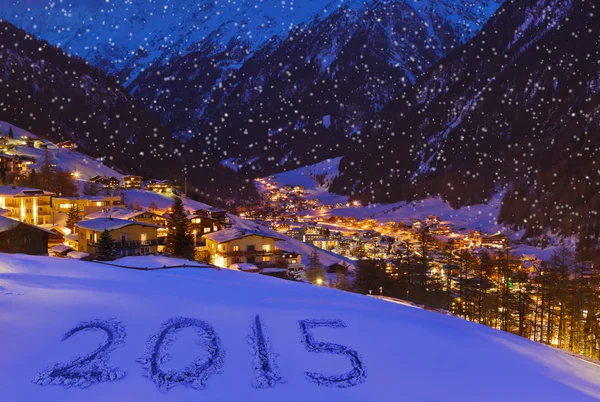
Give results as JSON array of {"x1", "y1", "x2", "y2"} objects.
[
  {"x1": 0, "y1": 0, "x2": 502, "y2": 174},
  {"x1": 332, "y1": 0, "x2": 600, "y2": 240}
]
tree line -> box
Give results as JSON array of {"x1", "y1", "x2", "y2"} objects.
[{"x1": 353, "y1": 237, "x2": 600, "y2": 360}]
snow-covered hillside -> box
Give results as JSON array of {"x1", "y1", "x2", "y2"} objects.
[
  {"x1": 257, "y1": 157, "x2": 347, "y2": 205},
  {"x1": 1, "y1": 254, "x2": 600, "y2": 401},
  {"x1": 0, "y1": 121, "x2": 124, "y2": 180},
  {"x1": 304, "y1": 193, "x2": 505, "y2": 233}
]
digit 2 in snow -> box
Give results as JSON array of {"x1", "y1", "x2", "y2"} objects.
[{"x1": 34, "y1": 315, "x2": 367, "y2": 391}]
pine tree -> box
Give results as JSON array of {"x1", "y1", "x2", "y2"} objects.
[
  {"x1": 96, "y1": 229, "x2": 116, "y2": 261},
  {"x1": 53, "y1": 169, "x2": 78, "y2": 196},
  {"x1": 165, "y1": 197, "x2": 193, "y2": 258},
  {"x1": 39, "y1": 149, "x2": 54, "y2": 190},
  {"x1": 66, "y1": 204, "x2": 81, "y2": 232},
  {"x1": 304, "y1": 248, "x2": 324, "y2": 283},
  {"x1": 7, "y1": 126, "x2": 14, "y2": 139},
  {"x1": 148, "y1": 201, "x2": 159, "y2": 211}
]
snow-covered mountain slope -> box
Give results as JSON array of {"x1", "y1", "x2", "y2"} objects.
[
  {"x1": 332, "y1": 0, "x2": 600, "y2": 238},
  {"x1": 303, "y1": 192, "x2": 505, "y2": 233},
  {"x1": 1, "y1": 254, "x2": 600, "y2": 401},
  {"x1": 257, "y1": 157, "x2": 347, "y2": 205},
  {"x1": 0, "y1": 121, "x2": 125, "y2": 181},
  {"x1": 1, "y1": 0, "x2": 501, "y2": 83},
  {"x1": 0, "y1": 0, "x2": 503, "y2": 175}
]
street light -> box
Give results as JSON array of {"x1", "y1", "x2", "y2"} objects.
[{"x1": 316, "y1": 278, "x2": 323, "y2": 286}]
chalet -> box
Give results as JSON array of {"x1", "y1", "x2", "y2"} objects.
[
  {"x1": 0, "y1": 186, "x2": 55, "y2": 225},
  {"x1": 202, "y1": 228, "x2": 284, "y2": 269},
  {"x1": 90, "y1": 176, "x2": 120, "y2": 188},
  {"x1": 76, "y1": 218, "x2": 163, "y2": 257},
  {"x1": 327, "y1": 260, "x2": 351, "y2": 274},
  {"x1": 196, "y1": 207, "x2": 228, "y2": 223},
  {"x1": 57, "y1": 140, "x2": 78, "y2": 150},
  {"x1": 0, "y1": 153, "x2": 15, "y2": 171},
  {"x1": 52, "y1": 195, "x2": 121, "y2": 216},
  {"x1": 0, "y1": 216, "x2": 58, "y2": 255},
  {"x1": 187, "y1": 214, "x2": 223, "y2": 235},
  {"x1": 412, "y1": 219, "x2": 424, "y2": 231},
  {"x1": 146, "y1": 179, "x2": 174, "y2": 194},
  {"x1": 85, "y1": 208, "x2": 169, "y2": 238},
  {"x1": 13, "y1": 155, "x2": 35, "y2": 172},
  {"x1": 481, "y1": 233, "x2": 508, "y2": 249},
  {"x1": 122, "y1": 175, "x2": 143, "y2": 189}
]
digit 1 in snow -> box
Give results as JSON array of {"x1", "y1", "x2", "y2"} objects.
[{"x1": 247, "y1": 315, "x2": 286, "y2": 388}]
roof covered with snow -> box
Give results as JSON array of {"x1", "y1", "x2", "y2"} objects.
[
  {"x1": 0, "y1": 186, "x2": 55, "y2": 197},
  {"x1": 202, "y1": 228, "x2": 283, "y2": 243},
  {"x1": 0, "y1": 216, "x2": 57, "y2": 236},
  {"x1": 84, "y1": 207, "x2": 146, "y2": 221},
  {"x1": 76, "y1": 217, "x2": 158, "y2": 232}
]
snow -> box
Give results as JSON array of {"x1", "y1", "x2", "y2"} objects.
[
  {"x1": 76, "y1": 218, "x2": 158, "y2": 232},
  {"x1": 0, "y1": 122, "x2": 123, "y2": 181},
  {"x1": 122, "y1": 190, "x2": 211, "y2": 214},
  {"x1": 230, "y1": 214, "x2": 356, "y2": 271},
  {"x1": 303, "y1": 192, "x2": 505, "y2": 234},
  {"x1": 258, "y1": 157, "x2": 348, "y2": 205},
  {"x1": 84, "y1": 208, "x2": 145, "y2": 221},
  {"x1": 111, "y1": 256, "x2": 208, "y2": 269},
  {"x1": 0, "y1": 186, "x2": 55, "y2": 197},
  {"x1": 66, "y1": 251, "x2": 90, "y2": 260},
  {"x1": 203, "y1": 228, "x2": 282, "y2": 243},
  {"x1": 0, "y1": 216, "x2": 20, "y2": 233},
  {"x1": 51, "y1": 245, "x2": 74, "y2": 254},
  {"x1": 230, "y1": 263, "x2": 260, "y2": 273},
  {"x1": 1, "y1": 253, "x2": 600, "y2": 401}
]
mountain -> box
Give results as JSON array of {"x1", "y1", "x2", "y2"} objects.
[
  {"x1": 0, "y1": 0, "x2": 502, "y2": 175},
  {"x1": 0, "y1": 19, "x2": 258, "y2": 204},
  {"x1": 331, "y1": 0, "x2": 600, "y2": 240},
  {"x1": 2, "y1": 253, "x2": 600, "y2": 401}
]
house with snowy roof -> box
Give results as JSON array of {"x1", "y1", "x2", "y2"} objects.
[
  {"x1": 76, "y1": 217, "x2": 163, "y2": 257},
  {"x1": 202, "y1": 228, "x2": 288, "y2": 269},
  {"x1": 0, "y1": 216, "x2": 59, "y2": 255},
  {"x1": 0, "y1": 186, "x2": 55, "y2": 225}
]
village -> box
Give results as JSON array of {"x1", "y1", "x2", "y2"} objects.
[
  {"x1": 247, "y1": 176, "x2": 543, "y2": 276},
  {"x1": 0, "y1": 125, "x2": 320, "y2": 282},
  {"x1": 0, "y1": 125, "x2": 598, "y2": 360}
]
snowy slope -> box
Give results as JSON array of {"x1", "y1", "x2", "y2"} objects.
[
  {"x1": 0, "y1": 122, "x2": 124, "y2": 180},
  {"x1": 1, "y1": 254, "x2": 600, "y2": 401},
  {"x1": 304, "y1": 192, "x2": 505, "y2": 233},
  {"x1": 257, "y1": 157, "x2": 347, "y2": 205}
]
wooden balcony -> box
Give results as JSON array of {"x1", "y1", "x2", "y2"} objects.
[
  {"x1": 217, "y1": 249, "x2": 282, "y2": 257},
  {"x1": 89, "y1": 238, "x2": 165, "y2": 248}
]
